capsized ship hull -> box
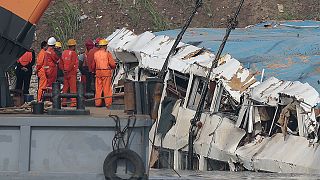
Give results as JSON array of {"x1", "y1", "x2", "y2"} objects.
[{"x1": 106, "y1": 26, "x2": 320, "y2": 173}]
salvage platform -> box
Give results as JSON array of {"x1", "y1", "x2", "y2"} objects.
[{"x1": 0, "y1": 108, "x2": 152, "y2": 180}]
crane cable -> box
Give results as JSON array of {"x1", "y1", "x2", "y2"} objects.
[{"x1": 187, "y1": 0, "x2": 246, "y2": 170}]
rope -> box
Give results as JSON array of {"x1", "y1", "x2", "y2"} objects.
[
  {"x1": 61, "y1": 95, "x2": 113, "y2": 105},
  {"x1": 109, "y1": 114, "x2": 137, "y2": 151}
]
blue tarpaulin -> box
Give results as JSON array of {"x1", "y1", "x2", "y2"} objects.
[{"x1": 156, "y1": 20, "x2": 320, "y2": 93}]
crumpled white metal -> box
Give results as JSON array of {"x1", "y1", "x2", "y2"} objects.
[
  {"x1": 106, "y1": 28, "x2": 256, "y2": 103},
  {"x1": 251, "y1": 77, "x2": 320, "y2": 107}
]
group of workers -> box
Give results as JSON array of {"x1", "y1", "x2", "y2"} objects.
[{"x1": 15, "y1": 37, "x2": 116, "y2": 108}]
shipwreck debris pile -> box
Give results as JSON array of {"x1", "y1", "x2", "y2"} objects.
[{"x1": 105, "y1": 27, "x2": 320, "y2": 174}]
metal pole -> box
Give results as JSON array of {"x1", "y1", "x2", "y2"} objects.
[
  {"x1": 268, "y1": 105, "x2": 279, "y2": 136},
  {"x1": 187, "y1": 0, "x2": 245, "y2": 170},
  {"x1": 52, "y1": 82, "x2": 61, "y2": 109},
  {"x1": 157, "y1": 0, "x2": 203, "y2": 81},
  {"x1": 76, "y1": 81, "x2": 85, "y2": 110}
]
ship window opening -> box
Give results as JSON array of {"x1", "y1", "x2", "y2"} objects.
[
  {"x1": 265, "y1": 102, "x2": 300, "y2": 137},
  {"x1": 187, "y1": 76, "x2": 214, "y2": 111},
  {"x1": 139, "y1": 69, "x2": 158, "y2": 81},
  {"x1": 166, "y1": 70, "x2": 189, "y2": 101},
  {"x1": 152, "y1": 147, "x2": 174, "y2": 169},
  {"x1": 256, "y1": 104, "x2": 299, "y2": 137},
  {"x1": 218, "y1": 89, "x2": 238, "y2": 113},
  {"x1": 180, "y1": 151, "x2": 199, "y2": 170},
  {"x1": 259, "y1": 106, "x2": 279, "y2": 135},
  {"x1": 206, "y1": 158, "x2": 230, "y2": 171}
]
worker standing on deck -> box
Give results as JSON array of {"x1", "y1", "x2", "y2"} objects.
[
  {"x1": 87, "y1": 38, "x2": 102, "y2": 93},
  {"x1": 36, "y1": 41, "x2": 48, "y2": 101},
  {"x1": 44, "y1": 37, "x2": 61, "y2": 89},
  {"x1": 55, "y1": 41, "x2": 64, "y2": 84},
  {"x1": 60, "y1": 39, "x2": 78, "y2": 107},
  {"x1": 15, "y1": 49, "x2": 35, "y2": 94},
  {"x1": 79, "y1": 39, "x2": 94, "y2": 93},
  {"x1": 92, "y1": 39, "x2": 116, "y2": 108}
]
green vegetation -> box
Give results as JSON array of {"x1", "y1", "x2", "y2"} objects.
[
  {"x1": 46, "y1": 0, "x2": 80, "y2": 49},
  {"x1": 140, "y1": 0, "x2": 169, "y2": 31},
  {"x1": 128, "y1": 5, "x2": 141, "y2": 27}
]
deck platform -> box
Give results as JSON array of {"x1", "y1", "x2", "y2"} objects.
[{"x1": 0, "y1": 107, "x2": 152, "y2": 179}]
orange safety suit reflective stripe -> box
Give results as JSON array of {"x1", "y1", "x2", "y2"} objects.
[
  {"x1": 93, "y1": 49, "x2": 116, "y2": 107},
  {"x1": 44, "y1": 47, "x2": 59, "y2": 88},
  {"x1": 87, "y1": 47, "x2": 99, "y2": 72},
  {"x1": 61, "y1": 49, "x2": 78, "y2": 106},
  {"x1": 17, "y1": 51, "x2": 33, "y2": 66},
  {"x1": 36, "y1": 49, "x2": 47, "y2": 101}
]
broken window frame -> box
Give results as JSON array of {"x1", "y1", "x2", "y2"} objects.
[
  {"x1": 179, "y1": 150, "x2": 199, "y2": 170},
  {"x1": 166, "y1": 70, "x2": 189, "y2": 101},
  {"x1": 211, "y1": 80, "x2": 239, "y2": 113},
  {"x1": 187, "y1": 75, "x2": 215, "y2": 111},
  {"x1": 152, "y1": 146, "x2": 175, "y2": 169},
  {"x1": 205, "y1": 158, "x2": 230, "y2": 171},
  {"x1": 236, "y1": 97, "x2": 280, "y2": 136}
]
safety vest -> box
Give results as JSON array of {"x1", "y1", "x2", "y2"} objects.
[{"x1": 17, "y1": 51, "x2": 32, "y2": 67}]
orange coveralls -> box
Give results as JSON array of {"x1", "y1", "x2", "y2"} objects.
[
  {"x1": 44, "y1": 47, "x2": 60, "y2": 89},
  {"x1": 36, "y1": 49, "x2": 47, "y2": 101},
  {"x1": 60, "y1": 49, "x2": 78, "y2": 106},
  {"x1": 92, "y1": 49, "x2": 116, "y2": 107},
  {"x1": 87, "y1": 47, "x2": 99, "y2": 73}
]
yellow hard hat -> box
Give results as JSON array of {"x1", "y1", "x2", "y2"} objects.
[
  {"x1": 67, "y1": 39, "x2": 77, "y2": 46},
  {"x1": 98, "y1": 39, "x2": 108, "y2": 46},
  {"x1": 55, "y1": 41, "x2": 62, "y2": 48}
]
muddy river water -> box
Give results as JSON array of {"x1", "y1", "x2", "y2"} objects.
[{"x1": 150, "y1": 169, "x2": 320, "y2": 179}]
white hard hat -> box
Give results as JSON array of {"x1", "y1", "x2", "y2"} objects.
[{"x1": 47, "y1": 37, "x2": 57, "y2": 46}]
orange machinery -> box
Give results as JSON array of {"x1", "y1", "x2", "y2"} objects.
[{"x1": 0, "y1": 0, "x2": 51, "y2": 107}]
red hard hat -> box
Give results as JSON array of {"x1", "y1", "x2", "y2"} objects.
[
  {"x1": 95, "y1": 38, "x2": 103, "y2": 44},
  {"x1": 85, "y1": 39, "x2": 94, "y2": 47}
]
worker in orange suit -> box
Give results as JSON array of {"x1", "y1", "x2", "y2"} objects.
[
  {"x1": 15, "y1": 49, "x2": 35, "y2": 94},
  {"x1": 60, "y1": 39, "x2": 78, "y2": 107},
  {"x1": 44, "y1": 37, "x2": 61, "y2": 89},
  {"x1": 92, "y1": 39, "x2": 116, "y2": 108},
  {"x1": 86, "y1": 38, "x2": 102, "y2": 93},
  {"x1": 35, "y1": 41, "x2": 48, "y2": 101},
  {"x1": 79, "y1": 39, "x2": 94, "y2": 93},
  {"x1": 55, "y1": 41, "x2": 64, "y2": 84}
]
